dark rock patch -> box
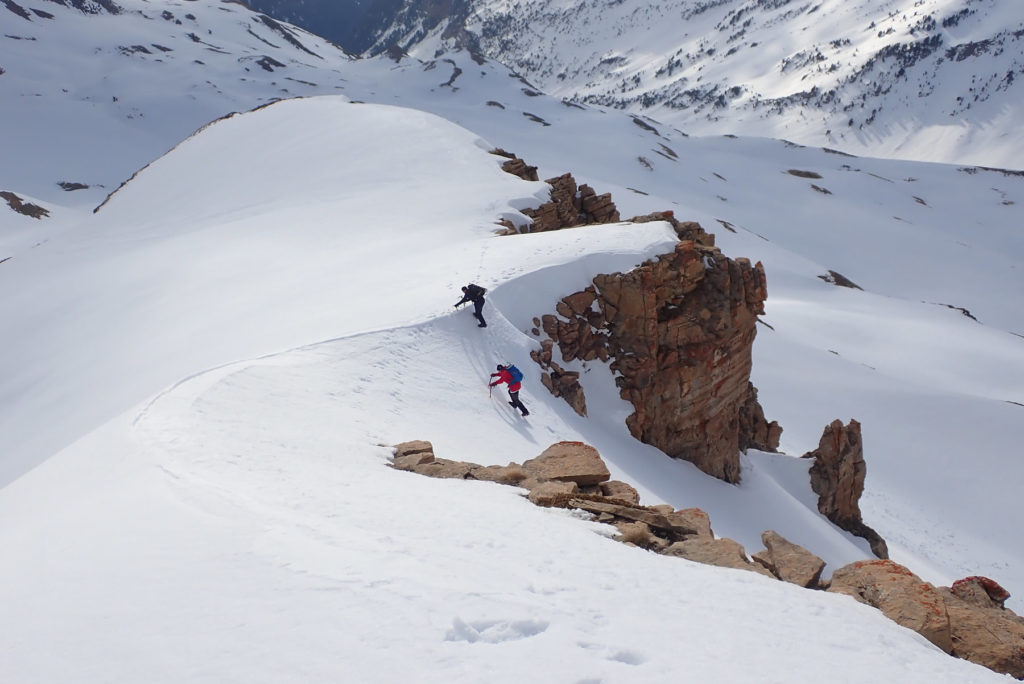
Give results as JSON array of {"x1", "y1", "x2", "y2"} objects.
[{"x1": 1, "y1": 190, "x2": 49, "y2": 219}]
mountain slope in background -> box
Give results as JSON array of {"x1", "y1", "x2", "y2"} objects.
[
  {"x1": 339, "y1": 0, "x2": 1024, "y2": 167},
  {"x1": 2, "y1": 1, "x2": 1024, "y2": 680},
  {"x1": 239, "y1": 0, "x2": 378, "y2": 52},
  {"x1": 0, "y1": 0, "x2": 353, "y2": 207}
]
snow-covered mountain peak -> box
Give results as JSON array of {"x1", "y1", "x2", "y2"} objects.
[{"x1": 378, "y1": 0, "x2": 1024, "y2": 167}]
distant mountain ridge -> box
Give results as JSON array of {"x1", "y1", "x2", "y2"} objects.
[
  {"x1": 262, "y1": 0, "x2": 1024, "y2": 167},
  {"x1": 239, "y1": 0, "x2": 373, "y2": 52},
  {"x1": 0, "y1": 0, "x2": 355, "y2": 204}
]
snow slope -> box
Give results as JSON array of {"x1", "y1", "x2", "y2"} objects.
[
  {"x1": 0, "y1": 96, "x2": 1014, "y2": 683},
  {"x1": 2, "y1": 2, "x2": 1024, "y2": 681},
  {"x1": 384, "y1": 0, "x2": 1024, "y2": 167}
]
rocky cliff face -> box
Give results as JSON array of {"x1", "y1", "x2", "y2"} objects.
[{"x1": 531, "y1": 214, "x2": 779, "y2": 483}]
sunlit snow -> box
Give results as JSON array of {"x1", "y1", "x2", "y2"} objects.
[{"x1": 1, "y1": 2, "x2": 1022, "y2": 682}]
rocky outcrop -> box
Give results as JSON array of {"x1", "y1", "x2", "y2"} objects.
[
  {"x1": 942, "y1": 578, "x2": 1024, "y2": 678},
  {"x1": 752, "y1": 530, "x2": 826, "y2": 588},
  {"x1": 391, "y1": 440, "x2": 525, "y2": 484},
  {"x1": 1, "y1": 191, "x2": 49, "y2": 219},
  {"x1": 531, "y1": 338, "x2": 588, "y2": 416},
  {"x1": 491, "y1": 153, "x2": 619, "y2": 233},
  {"x1": 570, "y1": 498, "x2": 711, "y2": 542},
  {"x1": 827, "y1": 562, "x2": 1024, "y2": 678},
  {"x1": 515, "y1": 171, "x2": 620, "y2": 232},
  {"x1": 599, "y1": 479, "x2": 640, "y2": 505},
  {"x1": 534, "y1": 219, "x2": 778, "y2": 483},
  {"x1": 664, "y1": 537, "x2": 775, "y2": 577},
  {"x1": 521, "y1": 441, "x2": 609, "y2": 486},
  {"x1": 802, "y1": 420, "x2": 888, "y2": 558},
  {"x1": 738, "y1": 383, "x2": 784, "y2": 454},
  {"x1": 828, "y1": 560, "x2": 953, "y2": 653},
  {"x1": 950, "y1": 575, "x2": 1011, "y2": 608},
  {"x1": 389, "y1": 440, "x2": 761, "y2": 570},
  {"x1": 490, "y1": 148, "x2": 538, "y2": 181},
  {"x1": 494, "y1": 158, "x2": 780, "y2": 482}
]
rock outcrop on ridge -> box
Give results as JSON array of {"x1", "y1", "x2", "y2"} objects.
[
  {"x1": 530, "y1": 213, "x2": 779, "y2": 483},
  {"x1": 490, "y1": 150, "x2": 619, "y2": 233},
  {"x1": 493, "y1": 153, "x2": 779, "y2": 482},
  {"x1": 390, "y1": 439, "x2": 770, "y2": 575}
]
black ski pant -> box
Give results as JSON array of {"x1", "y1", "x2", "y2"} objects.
[
  {"x1": 508, "y1": 389, "x2": 528, "y2": 415},
  {"x1": 471, "y1": 298, "x2": 486, "y2": 326}
]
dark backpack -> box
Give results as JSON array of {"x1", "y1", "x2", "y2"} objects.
[
  {"x1": 466, "y1": 283, "x2": 486, "y2": 299},
  {"x1": 505, "y1": 364, "x2": 523, "y2": 384}
]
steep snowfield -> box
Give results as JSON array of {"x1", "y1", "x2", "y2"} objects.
[
  {"x1": 2, "y1": 2, "x2": 1024, "y2": 681},
  {"x1": 0, "y1": 97, "x2": 1013, "y2": 683}
]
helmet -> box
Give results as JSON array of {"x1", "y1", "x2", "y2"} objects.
[{"x1": 496, "y1": 364, "x2": 505, "y2": 371}]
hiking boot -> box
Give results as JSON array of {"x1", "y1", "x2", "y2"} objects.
[{"x1": 478, "y1": 323, "x2": 487, "y2": 327}]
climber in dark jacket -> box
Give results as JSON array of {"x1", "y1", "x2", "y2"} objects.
[{"x1": 454, "y1": 283, "x2": 487, "y2": 327}]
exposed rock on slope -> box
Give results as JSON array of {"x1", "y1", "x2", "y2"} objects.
[
  {"x1": 829, "y1": 559, "x2": 954, "y2": 653},
  {"x1": 1, "y1": 191, "x2": 49, "y2": 219},
  {"x1": 531, "y1": 215, "x2": 779, "y2": 483},
  {"x1": 490, "y1": 151, "x2": 619, "y2": 233},
  {"x1": 942, "y1": 577, "x2": 1024, "y2": 678},
  {"x1": 390, "y1": 439, "x2": 762, "y2": 571},
  {"x1": 829, "y1": 561, "x2": 1024, "y2": 678},
  {"x1": 802, "y1": 420, "x2": 888, "y2": 559},
  {"x1": 752, "y1": 530, "x2": 826, "y2": 589}
]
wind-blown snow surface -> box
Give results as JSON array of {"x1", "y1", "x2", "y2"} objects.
[
  {"x1": 2, "y1": 2, "x2": 1024, "y2": 681},
  {"x1": 0, "y1": 97, "x2": 1013, "y2": 683}
]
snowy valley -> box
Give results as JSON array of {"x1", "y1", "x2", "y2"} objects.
[
  {"x1": 344, "y1": 0, "x2": 1024, "y2": 167},
  {"x1": 1, "y1": 1, "x2": 1023, "y2": 682}
]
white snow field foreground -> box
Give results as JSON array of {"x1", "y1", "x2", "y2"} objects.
[{"x1": 0, "y1": 98, "x2": 1021, "y2": 682}]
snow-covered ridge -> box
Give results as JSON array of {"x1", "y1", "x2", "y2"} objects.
[
  {"x1": 0, "y1": 97, "x2": 1018, "y2": 681},
  {"x1": 384, "y1": 0, "x2": 1024, "y2": 167},
  {"x1": 0, "y1": 0, "x2": 353, "y2": 205},
  {"x1": 2, "y1": 1, "x2": 1024, "y2": 679}
]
